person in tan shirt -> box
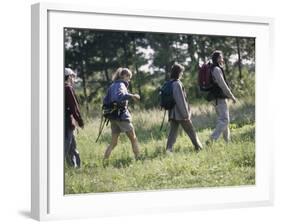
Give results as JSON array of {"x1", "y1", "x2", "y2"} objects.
[
  {"x1": 207, "y1": 50, "x2": 237, "y2": 143},
  {"x1": 166, "y1": 63, "x2": 203, "y2": 152}
]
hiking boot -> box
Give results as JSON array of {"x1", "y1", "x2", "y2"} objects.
[
  {"x1": 66, "y1": 150, "x2": 81, "y2": 169},
  {"x1": 195, "y1": 141, "x2": 203, "y2": 151},
  {"x1": 135, "y1": 154, "x2": 145, "y2": 161},
  {"x1": 205, "y1": 139, "x2": 214, "y2": 146},
  {"x1": 102, "y1": 159, "x2": 109, "y2": 168},
  {"x1": 65, "y1": 154, "x2": 74, "y2": 167},
  {"x1": 166, "y1": 150, "x2": 173, "y2": 156},
  {"x1": 72, "y1": 150, "x2": 81, "y2": 168}
]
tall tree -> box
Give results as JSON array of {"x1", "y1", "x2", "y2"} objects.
[{"x1": 236, "y1": 37, "x2": 242, "y2": 79}]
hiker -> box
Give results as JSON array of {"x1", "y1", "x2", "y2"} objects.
[
  {"x1": 207, "y1": 50, "x2": 237, "y2": 143},
  {"x1": 64, "y1": 68, "x2": 84, "y2": 168},
  {"x1": 103, "y1": 67, "x2": 141, "y2": 160},
  {"x1": 166, "y1": 63, "x2": 203, "y2": 153}
]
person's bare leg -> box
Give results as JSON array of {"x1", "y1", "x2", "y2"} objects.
[
  {"x1": 126, "y1": 129, "x2": 140, "y2": 159},
  {"x1": 104, "y1": 133, "x2": 119, "y2": 159}
]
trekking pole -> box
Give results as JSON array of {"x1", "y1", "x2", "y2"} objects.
[
  {"x1": 96, "y1": 118, "x2": 106, "y2": 143},
  {"x1": 95, "y1": 112, "x2": 106, "y2": 143},
  {"x1": 160, "y1": 109, "x2": 166, "y2": 131},
  {"x1": 98, "y1": 111, "x2": 103, "y2": 132},
  {"x1": 165, "y1": 118, "x2": 169, "y2": 132}
]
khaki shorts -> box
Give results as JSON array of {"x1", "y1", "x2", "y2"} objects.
[{"x1": 110, "y1": 120, "x2": 134, "y2": 134}]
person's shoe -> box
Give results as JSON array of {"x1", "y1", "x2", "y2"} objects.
[
  {"x1": 224, "y1": 138, "x2": 231, "y2": 144},
  {"x1": 166, "y1": 150, "x2": 173, "y2": 156},
  {"x1": 65, "y1": 154, "x2": 74, "y2": 167},
  {"x1": 102, "y1": 159, "x2": 109, "y2": 168},
  {"x1": 135, "y1": 154, "x2": 145, "y2": 161},
  {"x1": 205, "y1": 139, "x2": 214, "y2": 146},
  {"x1": 73, "y1": 150, "x2": 81, "y2": 168},
  {"x1": 195, "y1": 141, "x2": 203, "y2": 152}
]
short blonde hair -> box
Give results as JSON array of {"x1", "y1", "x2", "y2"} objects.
[{"x1": 112, "y1": 67, "x2": 132, "y2": 81}]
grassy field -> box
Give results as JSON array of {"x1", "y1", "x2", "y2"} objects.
[{"x1": 64, "y1": 98, "x2": 255, "y2": 194}]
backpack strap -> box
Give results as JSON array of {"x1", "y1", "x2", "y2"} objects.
[
  {"x1": 211, "y1": 65, "x2": 228, "y2": 86},
  {"x1": 209, "y1": 65, "x2": 229, "y2": 100},
  {"x1": 169, "y1": 79, "x2": 178, "y2": 89}
]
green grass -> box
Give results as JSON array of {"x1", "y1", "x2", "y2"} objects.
[{"x1": 65, "y1": 99, "x2": 255, "y2": 194}]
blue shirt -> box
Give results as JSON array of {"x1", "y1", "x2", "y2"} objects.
[{"x1": 103, "y1": 80, "x2": 133, "y2": 121}]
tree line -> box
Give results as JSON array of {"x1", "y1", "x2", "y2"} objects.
[{"x1": 64, "y1": 28, "x2": 255, "y2": 114}]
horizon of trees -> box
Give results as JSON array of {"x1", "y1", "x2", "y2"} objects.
[{"x1": 64, "y1": 28, "x2": 255, "y2": 114}]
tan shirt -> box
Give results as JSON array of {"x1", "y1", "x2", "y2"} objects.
[
  {"x1": 212, "y1": 67, "x2": 235, "y2": 100},
  {"x1": 168, "y1": 80, "x2": 191, "y2": 121}
]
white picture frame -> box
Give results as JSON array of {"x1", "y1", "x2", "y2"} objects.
[{"x1": 31, "y1": 2, "x2": 274, "y2": 221}]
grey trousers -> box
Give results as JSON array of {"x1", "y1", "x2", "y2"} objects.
[
  {"x1": 211, "y1": 99, "x2": 230, "y2": 141},
  {"x1": 166, "y1": 119, "x2": 202, "y2": 151}
]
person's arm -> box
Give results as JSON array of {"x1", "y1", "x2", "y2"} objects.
[
  {"x1": 172, "y1": 81, "x2": 190, "y2": 120},
  {"x1": 65, "y1": 86, "x2": 84, "y2": 127},
  {"x1": 117, "y1": 83, "x2": 140, "y2": 101},
  {"x1": 212, "y1": 67, "x2": 236, "y2": 102}
]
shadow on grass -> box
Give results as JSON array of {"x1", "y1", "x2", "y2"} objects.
[
  {"x1": 144, "y1": 145, "x2": 166, "y2": 160},
  {"x1": 108, "y1": 146, "x2": 167, "y2": 169},
  {"x1": 232, "y1": 126, "x2": 255, "y2": 142},
  {"x1": 111, "y1": 156, "x2": 133, "y2": 168},
  {"x1": 231, "y1": 148, "x2": 255, "y2": 167}
]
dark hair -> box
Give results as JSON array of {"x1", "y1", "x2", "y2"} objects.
[
  {"x1": 170, "y1": 63, "x2": 184, "y2": 79},
  {"x1": 211, "y1": 50, "x2": 223, "y2": 66}
]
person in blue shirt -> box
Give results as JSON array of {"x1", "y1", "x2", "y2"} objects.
[{"x1": 103, "y1": 67, "x2": 141, "y2": 161}]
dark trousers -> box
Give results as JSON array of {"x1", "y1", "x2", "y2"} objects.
[
  {"x1": 65, "y1": 128, "x2": 81, "y2": 168},
  {"x1": 166, "y1": 119, "x2": 202, "y2": 151}
]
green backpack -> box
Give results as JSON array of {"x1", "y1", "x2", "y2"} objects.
[{"x1": 159, "y1": 79, "x2": 177, "y2": 110}]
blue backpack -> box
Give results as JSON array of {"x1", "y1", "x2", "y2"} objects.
[
  {"x1": 159, "y1": 80, "x2": 177, "y2": 110},
  {"x1": 102, "y1": 82, "x2": 126, "y2": 120}
]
